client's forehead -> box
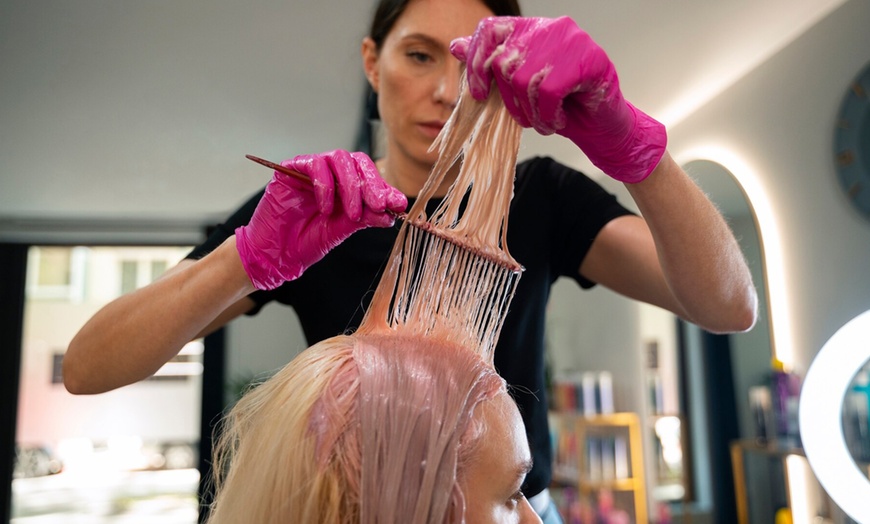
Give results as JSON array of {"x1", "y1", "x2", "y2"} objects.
[
  {"x1": 469, "y1": 393, "x2": 530, "y2": 477},
  {"x1": 461, "y1": 392, "x2": 532, "y2": 520}
]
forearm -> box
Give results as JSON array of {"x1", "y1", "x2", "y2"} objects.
[
  {"x1": 626, "y1": 152, "x2": 758, "y2": 333},
  {"x1": 64, "y1": 238, "x2": 255, "y2": 394}
]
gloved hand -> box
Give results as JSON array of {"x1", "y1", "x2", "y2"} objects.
[
  {"x1": 235, "y1": 150, "x2": 407, "y2": 290},
  {"x1": 451, "y1": 16, "x2": 667, "y2": 183}
]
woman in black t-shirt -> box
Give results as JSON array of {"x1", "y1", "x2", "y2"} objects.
[{"x1": 64, "y1": 0, "x2": 758, "y2": 520}]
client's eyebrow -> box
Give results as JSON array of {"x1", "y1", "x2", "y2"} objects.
[{"x1": 516, "y1": 458, "x2": 534, "y2": 479}]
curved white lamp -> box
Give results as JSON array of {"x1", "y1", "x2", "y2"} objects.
[{"x1": 800, "y1": 309, "x2": 870, "y2": 523}]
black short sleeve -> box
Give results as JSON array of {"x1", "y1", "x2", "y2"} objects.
[
  {"x1": 512, "y1": 157, "x2": 635, "y2": 288},
  {"x1": 184, "y1": 187, "x2": 276, "y2": 315}
]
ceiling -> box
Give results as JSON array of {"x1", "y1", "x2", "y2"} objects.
[
  {"x1": 0, "y1": 0, "x2": 850, "y2": 226},
  {"x1": 530, "y1": 0, "x2": 847, "y2": 127}
]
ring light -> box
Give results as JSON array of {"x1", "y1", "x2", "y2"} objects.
[{"x1": 799, "y1": 309, "x2": 870, "y2": 523}]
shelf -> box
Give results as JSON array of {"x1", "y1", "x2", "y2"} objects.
[
  {"x1": 551, "y1": 467, "x2": 579, "y2": 486},
  {"x1": 578, "y1": 412, "x2": 641, "y2": 427},
  {"x1": 730, "y1": 439, "x2": 870, "y2": 524},
  {"x1": 579, "y1": 477, "x2": 641, "y2": 492},
  {"x1": 732, "y1": 438, "x2": 806, "y2": 458},
  {"x1": 549, "y1": 411, "x2": 647, "y2": 523}
]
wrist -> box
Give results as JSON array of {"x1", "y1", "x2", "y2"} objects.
[
  {"x1": 624, "y1": 103, "x2": 668, "y2": 183},
  {"x1": 219, "y1": 236, "x2": 258, "y2": 296},
  {"x1": 569, "y1": 103, "x2": 667, "y2": 184}
]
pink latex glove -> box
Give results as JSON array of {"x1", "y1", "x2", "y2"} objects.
[
  {"x1": 235, "y1": 150, "x2": 407, "y2": 290},
  {"x1": 451, "y1": 16, "x2": 667, "y2": 183}
]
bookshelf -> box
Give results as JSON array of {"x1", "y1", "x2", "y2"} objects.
[{"x1": 550, "y1": 411, "x2": 648, "y2": 523}]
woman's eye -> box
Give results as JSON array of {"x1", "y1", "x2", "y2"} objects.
[
  {"x1": 507, "y1": 489, "x2": 524, "y2": 508},
  {"x1": 407, "y1": 51, "x2": 432, "y2": 64}
]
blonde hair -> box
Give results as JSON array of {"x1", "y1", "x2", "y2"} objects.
[{"x1": 206, "y1": 333, "x2": 506, "y2": 523}]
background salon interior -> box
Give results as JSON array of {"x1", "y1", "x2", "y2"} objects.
[{"x1": 2, "y1": 0, "x2": 870, "y2": 523}]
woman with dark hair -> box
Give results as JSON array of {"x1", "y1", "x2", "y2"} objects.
[{"x1": 65, "y1": 1, "x2": 757, "y2": 521}]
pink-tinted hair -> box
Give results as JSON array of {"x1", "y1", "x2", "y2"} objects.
[{"x1": 206, "y1": 333, "x2": 506, "y2": 524}]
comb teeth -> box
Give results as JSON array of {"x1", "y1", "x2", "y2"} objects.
[
  {"x1": 385, "y1": 222, "x2": 523, "y2": 357},
  {"x1": 405, "y1": 219, "x2": 523, "y2": 273},
  {"x1": 358, "y1": 75, "x2": 525, "y2": 359}
]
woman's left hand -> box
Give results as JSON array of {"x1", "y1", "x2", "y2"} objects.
[{"x1": 451, "y1": 16, "x2": 666, "y2": 184}]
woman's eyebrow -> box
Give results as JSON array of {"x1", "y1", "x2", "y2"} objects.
[
  {"x1": 516, "y1": 457, "x2": 534, "y2": 478},
  {"x1": 399, "y1": 33, "x2": 444, "y2": 49}
]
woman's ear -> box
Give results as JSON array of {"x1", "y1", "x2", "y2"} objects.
[{"x1": 361, "y1": 37, "x2": 380, "y2": 93}]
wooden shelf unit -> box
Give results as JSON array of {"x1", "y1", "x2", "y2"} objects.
[{"x1": 550, "y1": 411, "x2": 648, "y2": 523}]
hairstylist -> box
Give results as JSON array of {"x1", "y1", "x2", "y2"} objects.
[{"x1": 64, "y1": 0, "x2": 758, "y2": 521}]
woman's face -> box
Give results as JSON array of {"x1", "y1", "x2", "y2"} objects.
[
  {"x1": 362, "y1": 0, "x2": 493, "y2": 173},
  {"x1": 462, "y1": 392, "x2": 543, "y2": 524}
]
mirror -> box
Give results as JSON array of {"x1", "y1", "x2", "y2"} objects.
[
  {"x1": 676, "y1": 159, "x2": 775, "y2": 522},
  {"x1": 543, "y1": 159, "x2": 777, "y2": 522},
  {"x1": 842, "y1": 359, "x2": 870, "y2": 468},
  {"x1": 683, "y1": 159, "x2": 773, "y2": 444}
]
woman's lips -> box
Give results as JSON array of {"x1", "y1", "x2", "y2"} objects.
[{"x1": 418, "y1": 121, "x2": 445, "y2": 139}]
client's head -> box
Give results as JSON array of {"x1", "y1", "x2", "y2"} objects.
[{"x1": 206, "y1": 333, "x2": 540, "y2": 524}]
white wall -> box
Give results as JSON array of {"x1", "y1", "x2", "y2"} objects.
[{"x1": 668, "y1": 0, "x2": 870, "y2": 375}]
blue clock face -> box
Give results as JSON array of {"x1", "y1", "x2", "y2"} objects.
[{"x1": 834, "y1": 62, "x2": 870, "y2": 219}]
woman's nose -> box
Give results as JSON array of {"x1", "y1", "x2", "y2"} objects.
[
  {"x1": 434, "y1": 60, "x2": 462, "y2": 109},
  {"x1": 521, "y1": 498, "x2": 544, "y2": 524}
]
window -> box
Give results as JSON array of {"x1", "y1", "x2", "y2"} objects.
[
  {"x1": 14, "y1": 245, "x2": 203, "y2": 523},
  {"x1": 25, "y1": 246, "x2": 87, "y2": 302}
]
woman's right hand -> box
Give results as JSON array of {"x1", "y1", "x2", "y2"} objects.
[{"x1": 235, "y1": 149, "x2": 407, "y2": 290}]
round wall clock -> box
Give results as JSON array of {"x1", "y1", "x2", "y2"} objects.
[{"x1": 834, "y1": 61, "x2": 870, "y2": 220}]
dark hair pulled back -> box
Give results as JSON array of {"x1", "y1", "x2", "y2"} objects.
[
  {"x1": 368, "y1": 0, "x2": 522, "y2": 49},
  {"x1": 357, "y1": 0, "x2": 522, "y2": 155}
]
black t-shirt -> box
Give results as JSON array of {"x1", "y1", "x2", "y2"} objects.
[{"x1": 188, "y1": 156, "x2": 633, "y2": 496}]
